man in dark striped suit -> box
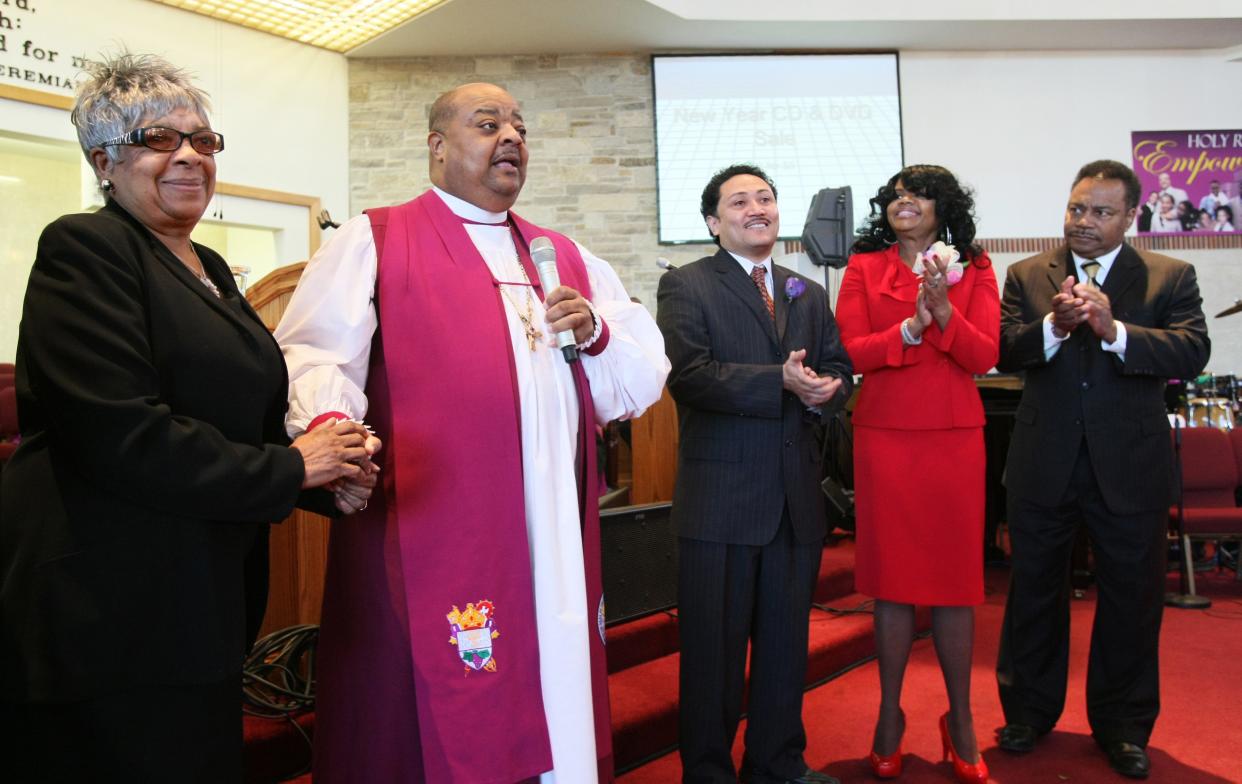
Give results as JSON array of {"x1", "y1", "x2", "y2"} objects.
[{"x1": 657, "y1": 164, "x2": 853, "y2": 784}]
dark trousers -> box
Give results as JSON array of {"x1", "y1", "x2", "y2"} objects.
[
  {"x1": 0, "y1": 675, "x2": 243, "y2": 784},
  {"x1": 997, "y1": 442, "x2": 1165, "y2": 746},
  {"x1": 678, "y1": 511, "x2": 824, "y2": 784}
]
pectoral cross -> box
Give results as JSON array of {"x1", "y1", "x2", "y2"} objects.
[{"x1": 523, "y1": 322, "x2": 543, "y2": 352}]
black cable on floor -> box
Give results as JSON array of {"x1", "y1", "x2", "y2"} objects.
[
  {"x1": 243, "y1": 624, "x2": 319, "y2": 781},
  {"x1": 813, "y1": 598, "x2": 875, "y2": 615}
]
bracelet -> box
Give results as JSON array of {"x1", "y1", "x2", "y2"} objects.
[{"x1": 900, "y1": 318, "x2": 923, "y2": 346}]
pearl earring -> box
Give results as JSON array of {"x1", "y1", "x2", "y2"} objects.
[{"x1": 100, "y1": 178, "x2": 114, "y2": 192}]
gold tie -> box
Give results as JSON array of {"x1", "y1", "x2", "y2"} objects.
[
  {"x1": 751, "y1": 265, "x2": 774, "y2": 320},
  {"x1": 1081, "y1": 260, "x2": 1101, "y2": 288}
]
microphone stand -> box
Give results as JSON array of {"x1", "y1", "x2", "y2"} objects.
[{"x1": 1166, "y1": 417, "x2": 1211, "y2": 609}]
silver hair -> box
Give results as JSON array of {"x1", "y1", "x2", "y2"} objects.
[{"x1": 71, "y1": 52, "x2": 213, "y2": 163}]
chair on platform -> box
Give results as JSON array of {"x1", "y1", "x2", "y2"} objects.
[
  {"x1": 1170, "y1": 427, "x2": 1242, "y2": 594},
  {"x1": 1227, "y1": 428, "x2": 1242, "y2": 579},
  {"x1": 0, "y1": 385, "x2": 18, "y2": 465}
]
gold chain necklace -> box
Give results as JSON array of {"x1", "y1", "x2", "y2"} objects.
[{"x1": 497, "y1": 243, "x2": 542, "y2": 351}]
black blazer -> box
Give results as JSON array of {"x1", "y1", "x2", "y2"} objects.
[
  {"x1": 997, "y1": 243, "x2": 1209, "y2": 515},
  {"x1": 657, "y1": 249, "x2": 854, "y2": 546},
  {"x1": 0, "y1": 200, "x2": 310, "y2": 702}
]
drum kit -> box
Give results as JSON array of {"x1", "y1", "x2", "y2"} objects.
[
  {"x1": 1173, "y1": 375, "x2": 1239, "y2": 430},
  {"x1": 1167, "y1": 299, "x2": 1242, "y2": 430}
]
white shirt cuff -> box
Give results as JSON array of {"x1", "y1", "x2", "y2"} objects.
[
  {"x1": 577, "y1": 299, "x2": 603, "y2": 350},
  {"x1": 1043, "y1": 313, "x2": 1069, "y2": 359},
  {"x1": 1101, "y1": 321, "x2": 1127, "y2": 358}
]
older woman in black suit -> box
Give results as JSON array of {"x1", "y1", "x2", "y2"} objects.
[{"x1": 0, "y1": 53, "x2": 378, "y2": 783}]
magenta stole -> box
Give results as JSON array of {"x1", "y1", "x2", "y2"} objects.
[{"x1": 357, "y1": 190, "x2": 612, "y2": 782}]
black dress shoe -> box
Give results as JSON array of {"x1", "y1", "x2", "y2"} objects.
[
  {"x1": 995, "y1": 723, "x2": 1039, "y2": 753},
  {"x1": 739, "y1": 767, "x2": 839, "y2": 784},
  {"x1": 1101, "y1": 741, "x2": 1151, "y2": 779}
]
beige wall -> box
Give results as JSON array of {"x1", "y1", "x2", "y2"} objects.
[
  {"x1": 0, "y1": 135, "x2": 82, "y2": 361},
  {"x1": 349, "y1": 54, "x2": 716, "y2": 307}
]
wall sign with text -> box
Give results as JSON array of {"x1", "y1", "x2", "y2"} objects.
[
  {"x1": 1132, "y1": 130, "x2": 1242, "y2": 235},
  {"x1": 0, "y1": 0, "x2": 93, "y2": 94}
]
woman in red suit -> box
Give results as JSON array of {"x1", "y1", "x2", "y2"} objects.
[{"x1": 836, "y1": 165, "x2": 999, "y2": 782}]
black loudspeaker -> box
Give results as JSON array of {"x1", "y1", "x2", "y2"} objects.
[
  {"x1": 801, "y1": 186, "x2": 854, "y2": 268},
  {"x1": 600, "y1": 502, "x2": 677, "y2": 626}
]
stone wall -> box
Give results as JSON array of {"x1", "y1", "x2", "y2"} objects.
[{"x1": 349, "y1": 53, "x2": 716, "y2": 307}]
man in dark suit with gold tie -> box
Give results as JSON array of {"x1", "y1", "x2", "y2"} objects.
[
  {"x1": 657, "y1": 164, "x2": 853, "y2": 784},
  {"x1": 995, "y1": 160, "x2": 1210, "y2": 779}
]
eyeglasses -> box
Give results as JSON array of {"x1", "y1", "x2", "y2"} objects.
[{"x1": 101, "y1": 126, "x2": 225, "y2": 155}]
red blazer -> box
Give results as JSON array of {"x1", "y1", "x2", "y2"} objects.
[{"x1": 837, "y1": 245, "x2": 1000, "y2": 430}]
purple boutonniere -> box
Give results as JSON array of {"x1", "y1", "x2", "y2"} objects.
[{"x1": 784, "y1": 276, "x2": 806, "y2": 302}]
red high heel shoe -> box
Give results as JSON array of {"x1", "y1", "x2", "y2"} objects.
[
  {"x1": 939, "y1": 712, "x2": 989, "y2": 784},
  {"x1": 868, "y1": 746, "x2": 902, "y2": 779},
  {"x1": 869, "y1": 710, "x2": 904, "y2": 778}
]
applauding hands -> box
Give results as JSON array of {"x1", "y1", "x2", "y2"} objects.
[
  {"x1": 783, "y1": 348, "x2": 843, "y2": 408},
  {"x1": 917, "y1": 247, "x2": 956, "y2": 331},
  {"x1": 1051, "y1": 276, "x2": 1117, "y2": 343}
]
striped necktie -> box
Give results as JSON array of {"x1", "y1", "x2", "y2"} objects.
[
  {"x1": 751, "y1": 264, "x2": 774, "y2": 320},
  {"x1": 1081, "y1": 260, "x2": 1101, "y2": 288}
]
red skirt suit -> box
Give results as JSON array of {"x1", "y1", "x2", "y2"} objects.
[{"x1": 836, "y1": 246, "x2": 1000, "y2": 605}]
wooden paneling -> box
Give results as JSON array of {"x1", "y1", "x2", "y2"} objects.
[
  {"x1": 246, "y1": 263, "x2": 332, "y2": 635},
  {"x1": 628, "y1": 388, "x2": 679, "y2": 505},
  {"x1": 246, "y1": 262, "x2": 307, "y2": 331},
  {"x1": 258, "y1": 508, "x2": 331, "y2": 637},
  {"x1": 0, "y1": 83, "x2": 73, "y2": 110}
]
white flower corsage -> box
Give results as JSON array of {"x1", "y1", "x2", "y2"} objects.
[{"x1": 912, "y1": 241, "x2": 964, "y2": 286}]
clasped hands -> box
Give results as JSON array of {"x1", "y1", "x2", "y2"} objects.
[
  {"x1": 906, "y1": 250, "x2": 955, "y2": 339},
  {"x1": 783, "y1": 348, "x2": 843, "y2": 408},
  {"x1": 1051, "y1": 276, "x2": 1117, "y2": 343},
  {"x1": 292, "y1": 418, "x2": 383, "y2": 514}
]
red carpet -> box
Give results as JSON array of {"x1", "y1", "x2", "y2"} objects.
[
  {"x1": 608, "y1": 538, "x2": 926, "y2": 771},
  {"x1": 248, "y1": 552, "x2": 1242, "y2": 783},
  {"x1": 620, "y1": 566, "x2": 1242, "y2": 784}
]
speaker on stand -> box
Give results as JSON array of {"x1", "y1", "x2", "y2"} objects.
[
  {"x1": 1166, "y1": 418, "x2": 1211, "y2": 609},
  {"x1": 800, "y1": 186, "x2": 853, "y2": 270}
]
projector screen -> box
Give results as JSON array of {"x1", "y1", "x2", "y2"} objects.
[{"x1": 653, "y1": 54, "x2": 904, "y2": 244}]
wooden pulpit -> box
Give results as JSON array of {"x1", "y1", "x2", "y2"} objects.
[{"x1": 246, "y1": 262, "x2": 330, "y2": 637}]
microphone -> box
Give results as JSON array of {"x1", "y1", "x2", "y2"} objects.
[
  {"x1": 657, "y1": 257, "x2": 677, "y2": 271},
  {"x1": 529, "y1": 236, "x2": 579, "y2": 363}
]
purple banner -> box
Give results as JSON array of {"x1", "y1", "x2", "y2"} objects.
[{"x1": 1131, "y1": 130, "x2": 1242, "y2": 235}]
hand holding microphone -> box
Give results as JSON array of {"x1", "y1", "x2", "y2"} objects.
[{"x1": 531, "y1": 236, "x2": 592, "y2": 363}]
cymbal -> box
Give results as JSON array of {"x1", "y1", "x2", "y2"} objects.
[{"x1": 1215, "y1": 299, "x2": 1242, "y2": 318}]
